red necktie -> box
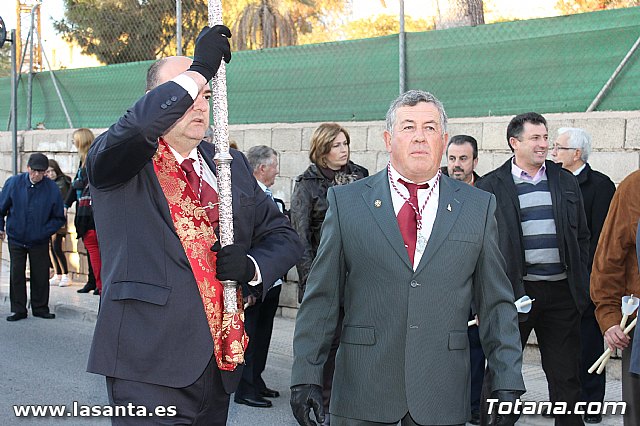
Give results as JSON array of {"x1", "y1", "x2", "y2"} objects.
[
  {"x1": 181, "y1": 159, "x2": 219, "y2": 228},
  {"x1": 397, "y1": 180, "x2": 428, "y2": 264}
]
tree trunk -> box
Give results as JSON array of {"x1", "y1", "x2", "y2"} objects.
[{"x1": 435, "y1": 0, "x2": 485, "y2": 30}]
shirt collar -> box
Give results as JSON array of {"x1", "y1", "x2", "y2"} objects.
[
  {"x1": 573, "y1": 163, "x2": 587, "y2": 176},
  {"x1": 388, "y1": 163, "x2": 440, "y2": 188},
  {"x1": 256, "y1": 180, "x2": 267, "y2": 192},
  {"x1": 168, "y1": 145, "x2": 199, "y2": 164},
  {"x1": 511, "y1": 158, "x2": 546, "y2": 182}
]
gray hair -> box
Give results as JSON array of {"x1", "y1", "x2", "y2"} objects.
[
  {"x1": 557, "y1": 127, "x2": 591, "y2": 162},
  {"x1": 385, "y1": 90, "x2": 448, "y2": 136},
  {"x1": 246, "y1": 145, "x2": 278, "y2": 171}
]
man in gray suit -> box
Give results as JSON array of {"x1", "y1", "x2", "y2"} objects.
[{"x1": 290, "y1": 90, "x2": 525, "y2": 426}]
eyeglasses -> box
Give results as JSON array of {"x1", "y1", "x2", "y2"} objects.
[
  {"x1": 30, "y1": 169, "x2": 47, "y2": 174},
  {"x1": 551, "y1": 145, "x2": 577, "y2": 151}
]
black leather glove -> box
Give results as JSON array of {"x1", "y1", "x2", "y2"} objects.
[
  {"x1": 489, "y1": 390, "x2": 523, "y2": 426},
  {"x1": 188, "y1": 25, "x2": 232, "y2": 81},
  {"x1": 290, "y1": 384, "x2": 324, "y2": 426},
  {"x1": 211, "y1": 242, "x2": 256, "y2": 283}
]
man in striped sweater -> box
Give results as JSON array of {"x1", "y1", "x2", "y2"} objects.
[{"x1": 477, "y1": 112, "x2": 590, "y2": 426}]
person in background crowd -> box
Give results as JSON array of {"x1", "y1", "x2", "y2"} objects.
[
  {"x1": 290, "y1": 90, "x2": 524, "y2": 426},
  {"x1": 234, "y1": 145, "x2": 287, "y2": 409},
  {"x1": 1, "y1": 153, "x2": 65, "y2": 321},
  {"x1": 441, "y1": 134, "x2": 483, "y2": 425},
  {"x1": 590, "y1": 169, "x2": 640, "y2": 426},
  {"x1": 46, "y1": 159, "x2": 72, "y2": 288},
  {"x1": 65, "y1": 128, "x2": 102, "y2": 296},
  {"x1": 551, "y1": 127, "x2": 615, "y2": 424},
  {"x1": 84, "y1": 25, "x2": 302, "y2": 425},
  {"x1": 290, "y1": 122, "x2": 368, "y2": 425},
  {"x1": 477, "y1": 112, "x2": 590, "y2": 426},
  {"x1": 442, "y1": 134, "x2": 480, "y2": 185}
]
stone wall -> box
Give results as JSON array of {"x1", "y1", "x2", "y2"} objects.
[{"x1": 1, "y1": 110, "x2": 639, "y2": 317}]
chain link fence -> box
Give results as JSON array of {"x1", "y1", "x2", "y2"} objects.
[{"x1": 1, "y1": 5, "x2": 640, "y2": 130}]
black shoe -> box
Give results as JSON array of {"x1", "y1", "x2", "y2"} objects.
[
  {"x1": 584, "y1": 413, "x2": 602, "y2": 423},
  {"x1": 77, "y1": 283, "x2": 96, "y2": 293},
  {"x1": 7, "y1": 313, "x2": 27, "y2": 322},
  {"x1": 93, "y1": 288, "x2": 101, "y2": 296},
  {"x1": 33, "y1": 312, "x2": 56, "y2": 319},
  {"x1": 259, "y1": 388, "x2": 280, "y2": 398},
  {"x1": 469, "y1": 411, "x2": 480, "y2": 425},
  {"x1": 234, "y1": 395, "x2": 272, "y2": 408}
]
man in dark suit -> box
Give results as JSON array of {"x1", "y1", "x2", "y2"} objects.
[
  {"x1": 233, "y1": 145, "x2": 285, "y2": 408},
  {"x1": 85, "y1": 26, "x2": 302, "y2": 425},
  {"x1": 477, "y1": 113, "x2": 590, "y2": 426},
  {"x1": 290, "y1": 90, "x2": 525, "y2": 426},
  {"x1": 551, "y1": 127, "x2": 615, "y2": 424}
]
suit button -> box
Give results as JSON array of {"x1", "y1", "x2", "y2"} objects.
[
  {"x1": 171, "y1": 96, "x2": 178, "y2": 102},
  {"x1": 166, "y1": 100, "x2": 172, "y2": 106},
  {"x1": 410, "y1": 280, "x2": 420, "y2": 288},
  {"x1": 160, "y1": 103, "x2": 167, "y2": 109},
  {"x1": 409, "y1": 325, "x2": 419, "y2": 329}
]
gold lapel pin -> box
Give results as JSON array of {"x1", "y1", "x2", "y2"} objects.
[
  {"x1": 447, "y1": 204, "x2": 452, "y2": 211},
  {"x1": 374, "y1": 199, "x2": 382, "y2": 208}
]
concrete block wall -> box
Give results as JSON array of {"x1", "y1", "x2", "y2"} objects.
[{"x1": 1, "y1": 111, "x2": 639, "y2": 315}]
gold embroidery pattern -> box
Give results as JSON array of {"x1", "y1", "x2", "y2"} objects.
[{"x1": 153, "y1": 141, "x2": 246, "y2": 371}]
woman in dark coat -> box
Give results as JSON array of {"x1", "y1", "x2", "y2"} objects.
[
  {"x1": 46, "y1": 159, "x2": 72, "y2": 287},
  {"x1": 290, "y1": 122, "x2": 368, "y2": 424},
  {"x1": 65, "y1": 128, "x2": 102, "y2": 296}
]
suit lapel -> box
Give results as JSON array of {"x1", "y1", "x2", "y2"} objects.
[
  {"x1": 414, "y1": 177, "x2": 462, "y2": 275},
  {"x1": 362, "y1": 170, "x2": 413, "y2": 270}
]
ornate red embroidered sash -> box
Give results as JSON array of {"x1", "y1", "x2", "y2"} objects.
[{"x1": 153, "y1": 140, "x2": 247, "y2": 371}]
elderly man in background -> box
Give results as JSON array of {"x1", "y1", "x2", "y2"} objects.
[
  {"x1": 234, "y1": 145, "x2": 287, "y2": 409},
  {"x1": 0, "y1": 153, "x2": 65, "y2": 322},
  {"x1": 551, "y1": 127, "x2": 615, "y2": 424}
]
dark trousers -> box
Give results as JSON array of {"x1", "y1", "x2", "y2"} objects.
[
  {"x1": 107, "y1": 355, "x2": 229, "y2": 425},
  {"x1": 519, "y1": 280, "x2": 583, "y2": 426},
  {"x1": 480, "y1": 280, "x2": 583, "y2": 426},
  {"x1": 49, "y1": 233, "x2": 68, "y2": 275},
  {"x1": 9, "y1": 242, "x2": 51, "y2": 315},
  {"x1": 235, "y1": 285, "x2": 281, "y2": 398},
  {"x1": 468, "y1": 320, "x2": 486, "y2": 415},
  {"x1": 579, "y1": 304, "x2": 605, "y2": 403}
]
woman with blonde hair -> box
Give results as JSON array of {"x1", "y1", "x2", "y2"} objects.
[
  {"x1": 65, "y1": 128, "x2": 103, "y2": 295},
  {"x1": 290, "y1": 122, "x2": 368, "y2": 424}
]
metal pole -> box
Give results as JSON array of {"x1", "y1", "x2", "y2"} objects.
[
  {"x1": 27, "y1": 5, "x2": 38, "y2": 130},
  {"x1": 399, "y1": 0, "x2": 406, "y2": 94},
  {"x1": 586, "y1": 34, "x2": 640, "y2": 112},
  {"x1": 11, "y1": 29, "x2": 18, "y2": 175},
  {"x1": 208, "y1": 0, "x2": 237, "y2": 313},
  {"x1": 39, "y1": 39, "x2": 74, "y2": 128},
  {"x1": 176, "y1": 0, "x2": 182, "y2": 55}
]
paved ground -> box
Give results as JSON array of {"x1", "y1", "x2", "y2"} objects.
[{"x1": 0, "y1": 264, "x2": 625, "y2": 425}]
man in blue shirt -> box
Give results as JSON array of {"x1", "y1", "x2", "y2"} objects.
[{"x1": 0, "y1": 153, "x2": 65, "y2": 321}]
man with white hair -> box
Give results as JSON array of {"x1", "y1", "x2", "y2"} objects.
[{"x1": 552, "y1": 127, "x2": 615, "y2": 424}]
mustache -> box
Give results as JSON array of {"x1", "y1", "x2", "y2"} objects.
[{"x1": 452, "y1": 167, "x2": 464, "y2": 173}]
